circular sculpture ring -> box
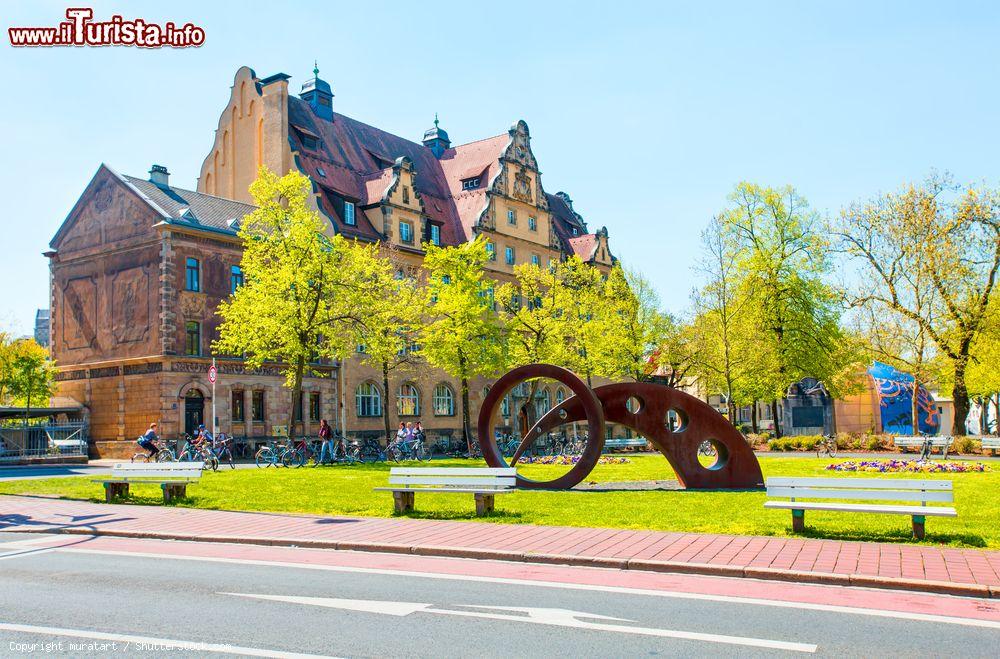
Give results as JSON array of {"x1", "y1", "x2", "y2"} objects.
[{"x1": 478, "y1": 364, "x2": 605, "y2": 489}]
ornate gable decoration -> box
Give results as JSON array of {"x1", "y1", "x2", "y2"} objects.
[{"x1": 512, "y1": 168, "x2": 533, "y2": 203}]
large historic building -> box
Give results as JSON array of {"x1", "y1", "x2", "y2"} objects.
[{"x1": 47, "y1": 65, "x2": 617, "y2": 457}]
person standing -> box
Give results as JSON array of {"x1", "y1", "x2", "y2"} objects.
[{"x1": 315, "y1": 419, "x2": 333, "y2": 466}]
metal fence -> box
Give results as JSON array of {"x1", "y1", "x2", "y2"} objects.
[{"x1": 0, "y1": 421, "x2": 89, "y2": 461}]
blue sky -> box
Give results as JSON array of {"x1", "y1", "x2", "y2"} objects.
[{"x1": 1, "y1": 1, "x2": 998, "y2": 335}]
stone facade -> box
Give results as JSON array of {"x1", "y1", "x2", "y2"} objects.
[{"x1": 48, "y1": 64, "x2": 625, "y2": 457}]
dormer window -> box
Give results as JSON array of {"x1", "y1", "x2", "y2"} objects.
[
  {"x1": 316, "y1": 167, "x2": 327, "y2": 178},
  {"x1": 344, "y1": 201, "x2": 356, "y2": 226},
  {"x1": 302, "y1": 135, "x2": 318, "y2": 150},
  {"x1": 572, "y1": 227, "x2": 579, "y2": 236},
  {"x1": 428, "y1": 224, "x2": 441, "y2": 246},
  {"x1": 462, "y1": 177, "x2": 481, "y2": 190}
]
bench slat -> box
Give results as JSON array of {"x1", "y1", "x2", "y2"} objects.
[
  {"x1": 764, "y1": 501, "x2": 957, "y2": 517},
  {"x1": 388, "y1": 467, "x2": 516, "y2": 476},
  {"x1": 766, "y1": 486, "x2": 953, "y2": 503},
  {"x1": 374, "y1": 487, "x2": 513, "y2": 495},
  {"x1": 388, "y1": 476, "x2": 516, "y2": 487},
  {"x1": 765, "y1": 477, "x2": 952, "y2": 490},
  {"x1": 110, "y1": 469, "x2": 203, "y2": 477}
]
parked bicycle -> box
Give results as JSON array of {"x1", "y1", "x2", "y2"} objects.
[
  {"x1": 816, "y1": 434, "x2": 837, "y2": 458},
  {"x1": 255, "y1": 440, "x2": 303, "y2": 468},
  {"x1": 358, "y1": 437, "x2": 387, "y2": 463},
  {"x1": 386, "y1": 436, "x2": 430, "y2": 462},
  {"x1": 211, "y1": 433, "x2": 236, "y2": 470}
]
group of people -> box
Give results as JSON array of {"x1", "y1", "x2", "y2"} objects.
[
  {"x1": 136, "y1": 422, "x2": 228, "y2": 460},
  {"x1": 394, "y1": 421, "x2": 426, "y2": 449}
]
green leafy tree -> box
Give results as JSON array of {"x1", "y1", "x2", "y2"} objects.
[
  {"x1": 215, "y1": 168, "x2": 365, "y2": 437},
  {"x1": 600, "y1": 265, "x2": 672, "y2": 382},
  {"x1": 836, "y1": 175, "x2": 1000, "y2": 434},
  {"x1": 0, "y1": 337, "x2": 57, "y2": 420},
  {"x1": 351, "y1": 244, "x2": 423, "y2": 442},
  {"x1": 420, "y1": 237, "x2": 504, "y2": 448},
  {"x1": 691, "y1": 216, "x2": 772, "y2": 423},
  {"x1": 721, "y1": 182, "x2": 855, "y2": 437}
]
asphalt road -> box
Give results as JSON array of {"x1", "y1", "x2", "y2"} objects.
[{"x1": 0, "y1": 532, "x2": 997, "y2": 658}]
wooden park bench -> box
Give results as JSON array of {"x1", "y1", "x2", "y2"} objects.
[
  {"x1": 603, "y1": 438, "x2": 648, "y2": 452},
  {"x1": 374, "y1": 467, "x2": 516, "y2": 516},
  {"x1": 982, "y1": 437, "x2": 1000, "y2": 456},
  {"x1": 764, "y1": 477, "x2": 956, "y2": 539},
  {"x1": 893, "y1": 435, "x2": 952, "y2": 459},
  {"x1": 93, "y1": 462, "x2": 204, "y2": 504}
]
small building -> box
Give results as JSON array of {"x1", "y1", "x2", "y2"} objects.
[{"x1": 34, "y1": 309, "x2": 50, "y2": 347}]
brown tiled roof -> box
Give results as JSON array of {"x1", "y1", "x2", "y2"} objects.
[
  {"x1": 288, "y1": 97, "x2": 508, "y2": 245},
  {"x1": 120, "y1": 172, "x2": 256, "y2": 235}
]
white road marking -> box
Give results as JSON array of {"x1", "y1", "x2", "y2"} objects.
[
  {"x1": 53, "y1": 546, "x2": 1000, "y2": 630},
  {"x1": 0, "y1": 622, "x2": 333, "y2": 658},
  {"x1": 225, "y1": 593, "x2": 818, "y2": 653}
]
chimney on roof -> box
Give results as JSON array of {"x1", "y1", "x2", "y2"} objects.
[{"x1": 149, "y1": 164, "x2": 170, "y2": 188}]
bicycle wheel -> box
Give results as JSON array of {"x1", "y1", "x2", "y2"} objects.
[
  {"x1": 130, "y1": 452, "x2": 148, "y2": 463},
  {"x1": 205, "y1": 454, "x2": 219, "y2": 471},
  {"x1": 282, "y1": 449, "x2": 305, "y2": 468},
  {"x1": 415, "y1": 443, "x2": 430, "y2": 462},
  {"x1": 222, "y1": 448, "x2": 235, "y2": 469},
  {"x1": 255, "y1": 447, "x2": 274, "y2": 468},
  {"x1": 155, "y1": 450, "x2": 175, "y2": 463}
]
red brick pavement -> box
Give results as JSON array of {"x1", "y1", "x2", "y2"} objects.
[{"x1": 2, "y1": 495, "x2": 998, "y2": 597}]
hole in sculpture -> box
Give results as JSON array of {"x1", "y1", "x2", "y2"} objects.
[
  {"x1": 625, "y1": 396, "x2": 642, "y2": 414},
  {"x1": 697, "y1": 439, "x2": 729, "y2": 471},
  {"x1": 558, "y1": 409, "x2": 568, "y2": 420},
  {"x1": 665, "y1": 408, "x2": 687, "y2": 433}
]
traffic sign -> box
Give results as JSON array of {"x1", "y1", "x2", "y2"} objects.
[{"x1": 208, "y1": 364, "x2": 217, "y2": 383}]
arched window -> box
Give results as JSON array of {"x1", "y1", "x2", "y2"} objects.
[
  {"x1": 501, "y1": 394, "x2": 510, "y2": 417},
  {"x1": 356, "y1": 382, "x2": 381, "y2": 417},
  {"x1": 556, "y1": 388, "x2": 566, "y2": 405},
  {"x1": 535, "y1": 388, "x2": 551, "y2": 418},
  {"x1": 433, "y1": 384, "x2": 455, "y2": 416},
  {"x1": 398, "y1": 383, "x2": 420, "y2": 416}
]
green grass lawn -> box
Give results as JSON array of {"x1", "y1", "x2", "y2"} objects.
[{"x1": 1, "y1": 456, "x2": 996, "y2": 549}]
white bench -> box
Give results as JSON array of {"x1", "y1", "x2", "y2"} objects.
[
  {"x1": 374, "y1": 467, "x2": 517, "y2": 516},
  {"x1": 764, "y1": 477, "x2": 956, "y2": 539},
  {"x1": 982, "y1": 437, "x2": 1000, "y2": 456},
  {"x1": 893, "y1": 435, "x2": 952, "y2": 458},
  {"x1": 93, "y1": 462, "x2": 204, "y2": 503},
  {"x1": 604, "y1": 438, "x2": 648, "y2": 452}
]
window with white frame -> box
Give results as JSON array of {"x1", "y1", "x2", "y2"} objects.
[
  {"x1": 344, "y1": 201, "x2": 356, "y2": 226},
  {"x1": 507, "y1": 209, "x2": 517, "y2": 226},
  {"x1": 433, "y1": 384, "x2": 455, "y2": 416},
  {"x1": 528, "y1": 216, "x2": 537, "y2": 231},
  {"x1": 399, "y1": 221, "x2": 413, "y2": 243},
  {"x1": 462, "y1": 177, "x2": 480, "y2": 190},
  {"x1": 398, "y1": 383, "x2": 420, "y2": 416},
  {"x1": 504, "y1": 246, "x2": 515, "y2": 265},
  {"x1": 429, "y1": 224, "x2": 441, "y2": 246},
  {"x1": 356, "y1": 382, "x2": 381, "y2": 417}
]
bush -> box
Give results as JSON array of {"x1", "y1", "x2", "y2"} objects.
[{"x1": 953, "y1": 436, "x2": 981, "y2": 454}]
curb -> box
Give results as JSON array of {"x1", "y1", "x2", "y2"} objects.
[{"x1": 7, "y1": 525, "x2": 997, "y2": 599}]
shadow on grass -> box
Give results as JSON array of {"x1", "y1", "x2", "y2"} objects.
[
  {"x1": 394, "y1": 509, "x2": 525, "y2": 522},
  {"x1": 792, "y1": 526, "x2": 987, "y2": 548}
]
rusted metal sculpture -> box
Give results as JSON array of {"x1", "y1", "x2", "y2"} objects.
[{"x1": 478, "y1": 364, "x2": 764, "y2": 490}]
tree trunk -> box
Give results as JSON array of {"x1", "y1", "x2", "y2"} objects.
[
  {"x1": 993, "y1": 393, "x2": 1000, "y2": 436},
  {"x1": 911, "y1": 379, "x2": 921, "y2": 436},
  {"x1": 461, "y1": 376, "x2": 472, "y2": 452},
  {"x1": 382, "y1": 362, "x2": 392, "y2": 443},
  {"x1": 771, "y1": 399, "x2": 782, "y2": 438},
  {"x1": 751, "y1": 400, "x2": 759, "y2": 434},
  {"x1": 979, "y1": 397, "x2": 988, "y2": 436},
  {"x1": 952, "y1": 365, "x2": 970, "y2": 436},
  {"x1": 287, "y1": 355, "x2": 305, "y2": 439}
]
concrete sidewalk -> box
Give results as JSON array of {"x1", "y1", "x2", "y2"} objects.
[{"x1": 2, "y1": 494, "x2": 998, "y2": 598}]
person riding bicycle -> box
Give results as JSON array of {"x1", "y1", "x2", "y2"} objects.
[{"x1": 137, "y1": 422, "x2": 160, "y2": 459}]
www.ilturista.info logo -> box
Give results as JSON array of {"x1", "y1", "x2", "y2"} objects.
[{"x1": 8, "y1": 8, "x2": 205, "y2": 48}]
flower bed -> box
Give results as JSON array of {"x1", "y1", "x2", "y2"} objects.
[
  {"x1": 519, "y1": 455, "x2": 631, "y2": 465},
  {"x1": 826, "y1": 459, "x2": 990, "y2": 473}
]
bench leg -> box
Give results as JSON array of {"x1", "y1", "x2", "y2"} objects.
[
  {"x1": 104, "y1": 482, "x2": 128, "y2": 502},
  {"x1": 912, "y1": 515, "x2": 926, "y2": 540},
  {"x1": 474, "y1": 493, "x2": 495, "y2": 517},
  {"x1": 392, "y1": 491, "x2": 414, "y2": 514},
  {"x1": 791, "y1": 508, "x2": 805, "y2": 532},
  {"x1": 162, "y1": 484, "x2": 186, "y2": 504}
]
